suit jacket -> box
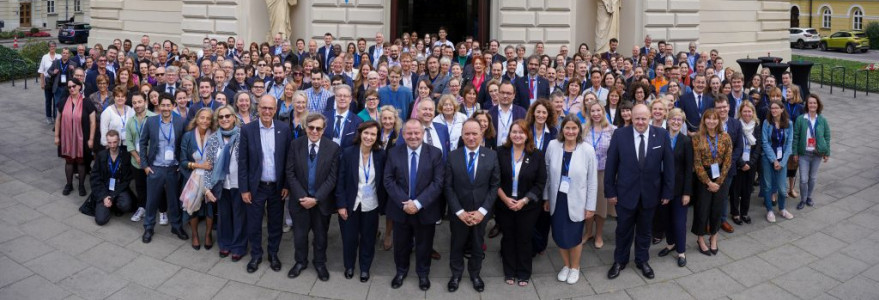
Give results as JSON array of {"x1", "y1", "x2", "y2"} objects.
[
  {"x1": 670, "y1": 133, "x2": 694, "y2": 197},
  {"x1": 383, "y1": 144, "x2": 445, "y2": 225},
  {"x1": 323, "y1": 109, "x2": 363, "y2": 150},
  {"x1": 286, "y1": 137, "x2": 340, "y2": 215},
  {"x1": 90, "y1": 149, "x2": 133, "y2": 201},
  {"x1": 417, "y1": 73, "x2": 450, "y2": 96},
  {"x1": 727, "y1": 92, "x2": 746, "y2": 119},
  {"x1": 444, "y1": 147, "x2": 500, "y2": 218},
  {"x1": 139, "y1": 114, "x2": 186, "y2": 169},
  {"x1": 178, "y1": 130, "x2": 209, "y2": 180},
  {"x1": 156, "y1": 82, "x2": 181, "y2": 97},
  {"x1": 368, "y1": 45, "x2": 384, "y2": 66},
  {"x1": 604, "y1": 126, "x2": 675, "y2": 210},
  {"x1": 394, "y1": 122, "x2": 451, "y2": 161},
  {"x1": 677, "y1": 92, "x2": 714, "y2": 132},
  {"x1": 723, "y1": 118, "x2": 744, "y2": 177},
  {"x1": 238, "y1": 120, "x2": 292, "y2": 194},
  {"x1": 84, "y1": 69, "x2": 116, "y2": 98},
  {"x1": 514, "y1": 75, "x2": 550, "y2": 108},
  {"x1": 47, "y1": 58, "x2": 80, "y2": 93},
  {"x1": 317, "y1": 45, "x2": 336, "y2": 72},
  {"x1": 488, "y1": 105, "x2": 528, "y2": 141},
  {"x1": 496, "y1": 146, "x2": 547, "y2": 211},
  {"x1": 335, "y1": 146, "x2": 387, "y2": 212}
]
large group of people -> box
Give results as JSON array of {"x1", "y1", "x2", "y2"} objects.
[{"x1": 37, "y1": 28, "x2": 832, "y2": 293}]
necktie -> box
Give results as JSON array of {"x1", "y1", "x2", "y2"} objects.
[
  {"x1": 529, "y1": 78, "x2": 535, "y2": 99},
  {"x1": 424, "y1": 127, "x2": 433, "y2": 146},
  {"x1": 638, "y1": 134, "x2": 646, "y2": 167},
  {"x1": 468, "y1": 152, "x2": 476, "y2": 182},
  {"x1": 697, "y1": 94, "x2": 703, "y2": 113},
  {"x1": 309, "y1": 143, "x2": 316, "y2": 161},
  {"x1": 409, "y1": 152, "x2": 417, "y2": 199},
  {"x1": 334, "y1": 115, "x2": 343, "y2": 138}
]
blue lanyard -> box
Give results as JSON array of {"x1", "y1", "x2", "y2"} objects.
[
  {"x1": 564, "y1": 97, "x2": 573, "y2": 115},
  {"x1": 511, "y1": 147, "x2": 524, "y2": 182},
  {"x1": 706, "y1": 133, "x2": 718, "y2": 159},
  {"x1": 562, "y1": 146, "x2": 575, "y2": 174},
  {"x1": 134, "y1": 116, "x2": 145, "y2": 135},
  {"x1": 807, "y1": 115, "x2": 817, "y2": 138},
  {"x1": 786, "y1": 102, "x2": 797, "y2": 117},
  {"x1": 591, "y1": 126, "x2": 602, "y2": 150},
  {"x1": 195, "y1": 134, "x2": 205, "y2": 158},
  {"x1": 464, "y1": 104, "x2": 476, "y2": 117},
  {"x1": 160, "y1": 121, "x2": 173, "y2": 144},
  {"x1": 108, "y1": 155, "x2": 120, "y2": 177},
  {"x1": 293, "y1": 124, "x2": 300, "y2": 139},
  {"x1": 774, "y1": 127, "x2": 784, "y2": 145},
  {"x1": 533, "y1": 126, "x2": 544, "y2": 150},
  {"x1": 670, "y1": 132, "x2": 678, "y2": 150},
  {"x1": 362, "y1": 151, "x2": 372, "y2": 182},
  {"x1": 606, "y1": 110, "x2": 613, "y2": 123},
  {"x1": 114, "y1": 106, "x2": 127, "y2": 129},
  {"x1": 576, "y1": 112, "x2": 586, "y2": 124}
]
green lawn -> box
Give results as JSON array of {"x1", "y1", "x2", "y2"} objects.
[{"x1": 791, "y1": 55, "x2": 879, "y2": 93}]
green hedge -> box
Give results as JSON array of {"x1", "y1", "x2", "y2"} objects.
[
  {"x1": 792, "y1": 55, "x2": 879, "y2": 93},
  {"x1": 866, "y1": 22, "x2": 879, "y2": 50},
  {"x1": 0, "y1": 45, "x2": 39, "y2": 82}
]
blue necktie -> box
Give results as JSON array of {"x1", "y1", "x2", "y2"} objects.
[
  {"x1": 467, "y1": 152, "x2": 476, "y2": 183},
  {"x1": 409, "y1": 152, "x2": 417, "y2": 199},
  {"x1": 334, "y1": 115, "x2": 342, "y2": 139}
]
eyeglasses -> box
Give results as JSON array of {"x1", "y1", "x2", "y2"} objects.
[
  {"x1": 259, "y1": 106, "x2": 275, "y2": 111},
  {"x1": 156, "y1": 73, "x2": 165, "y2": 76},
  {"x1": 366, "y1": 97, "x2": 379, "y2": 101},
  {"x1": 218, "y1": 114, "x2": 235, "y2": 120},
  {"x1": 293, "y1": 72, "x2": 303, "y2": 76},
  {"x1": 68, "y1": 85, "x2": 77, "y2": 89},
  {"x1": 307, "y1": 126, "x2": 324, "y2": 132},
  {"x1": 253, "y1": 85, "x2": 265, "y2": 89},
  {"x1": 258, "y1": 64, "x2": 267, "y2": 67}
]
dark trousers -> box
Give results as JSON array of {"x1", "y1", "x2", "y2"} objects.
[
  {"x1": 133, "y1": 169, "x2": 167, "y2": 211},
  {"x1": 613, "y1": 201, "x2": 655, "y2": 265},
  {"x1": 218, "y1": 188, "x2": 247, "y2": 255},
  {"x1": 341, "y1": 207, "x2": 379, "y2": 271},
  {"x1": 291, "y1": 206, "x2": 330, "y2": 266},
  {"x1": 44, "y1": 86, "x2": 55, "y2": 119},
  {"x1": 393, "y1": 220, "x2": 436, "y2": 277},
  {"x1": 53, "y1": 87, "x2": 68, "y2": 116},
  {"x1": 663, "y1": 195, "x2": 688, "y2": 254},
  {"x1": 144, "y1": 166, "x2": 181, "y2": 230},
  {"x1": 652, "y1": 200, "x2": 669, "y2": 239},
  {"x1": 496, "y1": 205, "x2": 540, "y2": 280},
  {"x1": 731, "y1": 167, "x2": 756, "y2": 217},
  {"x1": 449, "y1": 215, "x2": 487, "y2": 278},
  {"x1": 692, "y1": 180, "x2": 731, "y2": 236},
  {"x1": 246, "y1": 183, "x2": 284, "y2": 258},
  {"x1": 95, "y1": 191, "x2": 134, "y2": 225},
  {"x1": 531, "y1": 210, "x2": 551, "y2": 254}
]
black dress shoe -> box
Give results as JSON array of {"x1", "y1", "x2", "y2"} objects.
[
  {"x1": 658, "y1": 247, "x2": 673, "y2": 257},
  {"x1": 471, "y1": 276, "x2": 485, "y2": 292},
  {"x1": 246, "y1": 257, "x2": 262, "y2": 273},
  {"x1": 636, "y1": 262, "x2": 655, "y2": 279},
  {"x1": 142, "y1": 229, "x2": 154, "y2": 243},
  {"x1": 710, "y1": 247, "x2": 718, "y2": 255},
  {"x1": 62, "y1": 184, "x2": 73, "y2": 195},
  {"x1": 732, "y1": 217, "x2": 743, "y2": 225},
  {"x1": 191, "y1": 243, "x2": 201, "y2": 250},
  {"x1": 447, "y1": 276, "x2": 461, "y2": 292},
  {"x1": 345, "y1": 268, "x2": 354, "y2": 279},
  {"x1": 268, "y1": 254, "x2": 282, "y2": 272},
  {"x1": 391, "y1": 273, "x2": 406, "y2": 289},
  {"x1": 607, "y1": 262, "x2": 625, "y2": 279},
  {"x1": 171, "y1": 228, "x2": 189, "y2": 240},
  {"x1": 418, "y1": 277, "x2": 430, "y2": 291},
  {"x1": 359, "y1": 271, "x2": 370, "y2": 282},
  {"x1": 316, "y1": 265, "x2": 329, "y2": 281},
  {"x1": 677, "y1": 256, "x2": 687, "y2": 267},
  {"x1": 742, "y1": 215, "x2": 752, "y2": 224},
  {"x1": 698, "y1": 247, "x2": 712, "y2": 256},
  {"x1": 78, "y1": 184, "x2": 87, "y2": 196},
  {"x1": 287, "y1": 263, "x2": 306, "y2": 278}
]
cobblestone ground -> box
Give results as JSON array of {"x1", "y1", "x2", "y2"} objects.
[{"x1": 1, "y1": 80, "x2": 878, "y2": 300}]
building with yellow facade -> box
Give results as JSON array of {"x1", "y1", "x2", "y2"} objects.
[{"x1": 790, "y1": 0, "x2": 875, "y2": 34}]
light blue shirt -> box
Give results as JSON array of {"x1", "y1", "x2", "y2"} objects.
[
  {"x1": 154, "y1": 119, "x2": 176, "y2": 167},
  {"x1": 259, "y1": 120, "x2": 276, "y2": 182}
]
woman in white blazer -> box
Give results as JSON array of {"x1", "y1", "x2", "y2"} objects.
[{"x1": 543, "y1": 114, "x2": 598, "y2": 284}]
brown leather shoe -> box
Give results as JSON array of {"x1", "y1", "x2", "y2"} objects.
[{"x1": 721, "y1": 221, "x2": 734, "y2": 233}]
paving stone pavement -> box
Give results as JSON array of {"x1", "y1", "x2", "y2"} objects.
[{"x1": 1, "y1": 81, "x2": 878, "y2": 300}]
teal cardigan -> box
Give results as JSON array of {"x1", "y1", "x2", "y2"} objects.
[{"x1": 792, "y1": 114, "x2": 830, "y2": 156}]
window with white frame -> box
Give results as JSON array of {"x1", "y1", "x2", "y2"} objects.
[
  {"x1": 822, "y1": 8, "x2": 832, "y2": 28},
  {"x1": 853, "y1": 8, "x2": 863, "y2": 30},
  {"x1": 47, "y1": 0, "x2": 55, "y2": 14}
]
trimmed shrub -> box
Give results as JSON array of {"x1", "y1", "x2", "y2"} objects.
[
  {"x1": 0, "y1": 45, "x2": 39, "y2": 81},
  {"x1": 866, "y1": 22, "x2": 879, "y2": 50}
]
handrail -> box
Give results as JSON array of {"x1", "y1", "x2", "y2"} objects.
[
  {"x1": 829, "y1": 66, "x2": 846, "y2": 94},
  {"x1": 854, "y1": 69, "x2": 870, "y2": 98}
]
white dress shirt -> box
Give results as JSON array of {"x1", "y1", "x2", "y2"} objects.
[
  {"x1": 259, "y1": 121, "x2": 276, "y2": 182},
  {"x1": 355, "y1": 152, "x2": 378, "y2": 212},
  {"x1": 633, "y1": 126, "x2": 650, "y2": 160},
  {"x1": 455, "y1": 147, "x2": 489, "y2": 217},
  {"x1": 496, "y1": 107, "x2": 513, "y2": 146}
]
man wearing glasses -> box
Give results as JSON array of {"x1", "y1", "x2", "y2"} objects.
[{"x1": 85, "y1": 55, "x2": 117, "y2": 98}]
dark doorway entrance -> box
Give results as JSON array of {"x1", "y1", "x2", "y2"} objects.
[
  {"x1": 791, "y1": 6, "x2": 800, "y2": 28},
  {"x1": 391, "y1": 0, "x2": 489, "y2": 46}
]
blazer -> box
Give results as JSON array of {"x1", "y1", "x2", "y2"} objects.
[
  {"x1": 670, "y1": 133, "x2": 694, "y2": 197},
  {"x1": 317, "y1": 45, "x2": 336, "y2": 72},
  {"x1": 497, "y1": 145, "x2": 547, "y2": 211},
  {"x1": 155, "y1": 83, "x2": 181, "y2": 97},
  {"x1": 604, "y1": 126, "x2": 675, "y2": 210},
  {"x1": 238, "y1": 120, "x2": 292, "y2": 194},
  {"x1": 323, "y1": 109, "x2": 363, "y2": 150},
  {"x1": 488, "y1": 105, "x2": 528, "y2": 139},
  {"x1": 178, "y1": 130, "x2": 210, "y2": 180},
  {"x1": 89, "y1": 149, "x2": 133, "y2": 201},
  {"x1": 286, "y1": 137, "x2": 340, "y2": 215},
  {"x1": 724, "y1": 118, "x2": 744, "y2": 177},
  {"x1": 139, "y1": 114, "x2": 186, "y2": 169},
  {"x1": 395, "y1": 122, "x2": 451, "y2": 161},
  {"x1": 417, "y1": 73, "x2": 450, "y2": 96},
  {"x1": 533, "y1": 125, "x2": 559, "y2": 152},
  {"x1": 543, "y1": 140, "x2": 598, "y2": 222},
  {"x1": 335, "y1": 146, "x2": 387, "y2": 212},
  {"x1": 47, "y1": 58, "x2": 80, "y2": 93},
  {"x1": 792, "y1": 114, "x2": 831, "y2": 156},
  {"x1": 514, "y1": 75, "x2": 550, "y2": 109},
  {"x1": 444, "y1": 147, "x2": 501, "y2": 218},
  {"x1": 677, "y1": 92, "x2": 715, "y2": 132},
  {"x1": 761, "y1": 121, "x2": 794, "y2": 166},
  {"x1": 84, "y1": 69, "x2": 117, "y2": 98},
  {"x1": 383, "y1": 144, "x2": 445, "y2": 225},
  {"x1": 368, "y1": 45, "x2": 384, "y2": 65}
]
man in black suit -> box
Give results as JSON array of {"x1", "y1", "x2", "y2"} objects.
[
  {"x1": 317, "y1": 33, "x2": 336, "y2": 73},
  {"x1": 714, "y1": 99, "x2": 743, "y2": 233},
  {"x1": 677, "y1": 74, "x2": 714, "y2": 133},
  {"x1": 514, "y1": 55, "x2": 550, "y2": 108},
  {"x1": 489, "y1": 81, "x2": 528, "y2": 148},
  {"x1": 285, "y1": 113, "x2": 340, "y2": 281},
  {"x1": 444, "y1": 120, "x2": 500, "y2": 293},
  {"x1": 384, "y1": 119, "x2": 445, "y2": 291},
  {"x1": 239, "y1": 95, "x2": 292, "y2": 274},
  {"x1": 604, "y1": 104, "x2": 674, "y2": 280},
  {"x1": 139, "y1": 95, "x2": 187, "y2": 243},
  {"x1": 156, "y1": 66, "x2": 181, "y2": 97},
  {"x1": 322, "y1": 85, "x2": 362, "y2": 149}
]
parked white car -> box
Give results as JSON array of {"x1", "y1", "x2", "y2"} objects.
[{"x1": 790, "y1": 28, "x2": 820, "y2": 49}]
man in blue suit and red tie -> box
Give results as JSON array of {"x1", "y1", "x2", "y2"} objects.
[
  {"x1": 239, "y1": 94, "x2": 292, "y2": 274},
  {"x1": 322, "y1": 85, "x2": 362, "y2": 150},
  {"x1": 384, "y1": 119, "x2": 445, "y2": 291},
  {"x1": 604, "y1": 104, "x2": 674, "y2": 280},
  {"x1": 514, "y1": 55, "x2": 550, "y2": 108}
]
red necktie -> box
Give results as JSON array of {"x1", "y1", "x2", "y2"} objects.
[{"x1": 529, "y1": 78, "x2": 535, "y2": 99}]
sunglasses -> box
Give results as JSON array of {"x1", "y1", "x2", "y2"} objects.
[
  {"x1": 218, "y1": 114, "x2": 235, "y2": 120},
  {"x1": 293, "y1": 72, "x2": 303, "y2": 76},
  {"x1": 307, "y1": 126, "x2": 324, "y2": 132}
]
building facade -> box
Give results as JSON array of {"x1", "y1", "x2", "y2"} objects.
[
  {"x1": 89, "y1": 0, "x2": 791, "y2": 68},
  {"x1": 790, "y1": 0, "x2": 876, "y2": 34},
  {"x1": 1, "y1": 0, "x2": 90, "y2": 30}
]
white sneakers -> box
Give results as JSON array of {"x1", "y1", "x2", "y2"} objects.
[
  {"x1": 780, "y1": 209, "x2": 794, "y2": 220},
  {"x1": 766, "y1": 211, "x2": 776, "y2": 223},
  {"x1": 556, "y1": 266, "x2": 580, "y2": 284},
  {"x1": 159, "y1": 212, "x2": 169, "y2": 225},
  {"x1": 130, "y1": 207, "x2": 145, "y2": 222}
]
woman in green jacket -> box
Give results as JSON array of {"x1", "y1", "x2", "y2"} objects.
[{"x1": 792, "y1": 93, "x2": 830, "y2": 210}]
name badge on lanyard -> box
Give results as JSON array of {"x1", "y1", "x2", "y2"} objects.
[
  {"x1": 559, "y1": 149, "x2": 574, "y2": 194},
  {"x1": 108, "y1": 157, "x2": 120, "y2": 191},
  {"x1": 511, "y1": 148, "x2": 524, "y2": 198},
  {"x1": 361, "y1": 153, "x2": 376, "y2": 204},
  {"x1": 742, "y1": 136, "x2": 751, "y2": 161},
  {"x1": 807, "y1": 117, "x2": 817, "y2": 149},
  {"x1": 775, "y1": 128, "x2": 784, "y2": 160},
  {"x1": 707, "y1": 134, "x2": 720, "y2": 179},
  {"x1": 60, "y1": 74, "x2": 67, "y2": 83},
  {"x1": 161, "y1": 124, "x2": 175, "y2": 161}
]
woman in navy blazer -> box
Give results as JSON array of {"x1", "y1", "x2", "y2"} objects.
[
  {"x1": 655, "y1": 108, "x2": 693, "y2": 267},
  {"x1": 178, "y1": 108, "x2": 215, "y2": 250},
  {"x1": 496, "y1": 120, "x2": 547, "y2": 286},
  {"x1": 525, "y1": 100, "x2": 558, "y2": 254},
  {"x1": 336, "y1": 121, "x2": 386, "y2": 282}
]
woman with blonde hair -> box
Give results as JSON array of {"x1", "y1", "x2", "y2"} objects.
[
  {"x1": 433, "y1": 94, "x2": 467, "y2": 150},
  {"x1": 582, "y1": 101, "x2": 615, "y2": 249},
  {"x1": 203, "y1": 105, "x2": 246, "y2": 260},
  {"x1": 179, "y1": 108, "x2": 215, "y2": 250},
  {"x1": 784, "y1": 85, "x2": 805, "y2": 199}
]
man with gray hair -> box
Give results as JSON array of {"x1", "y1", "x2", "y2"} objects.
[{"x1": 157, "y1": 66, "x2": 180, "y2": 96}]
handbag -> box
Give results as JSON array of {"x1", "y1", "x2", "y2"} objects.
[{"x1": 179, "y1": 169, "x2": 206, "y2": 214}]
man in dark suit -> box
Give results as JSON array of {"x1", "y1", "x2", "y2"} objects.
[
  {"x1": 239, "y1": 95, "x2": 292, "y2": 274},
  {"x1": 47, "y1": 48, "x2": 80, "y2": 110},
  {"x1": 444, "y1": 120, "x2": 500, "y2": 293},
  {"x1": 84, "y1": 55, "x2": 116, "y2": 98},
  {"x1": 139, "y1": 95, "x2": 187, "y2": 243},
  {"x1": 155, "y1": 66, "x2": 181, "y2": 98},
  {"x1": 317, "y1": 33, "x2": 336, "y2": 73},
  {"x1": 601, "y1": 38, "x2": 620, "y2": 62},
  {"x1": 384, "y1": 119, "x2": 445, "y2": 291},
  {"x1": 489, "y1": 81, "x2": 527, "y2": 148},
  {"x1": 726, "y1": 72, "x2": 746, "y2": 119},
  {"x1": 397, "y1": 98, "x2": 450, "y2": 161},
  {"x1": 269, "y1": 32, "x2": 284, "y2": 56},
  {"x1": 604, "y1": 104, "x2": 674, "y2": 280},
  {"x1": 285, "y1": 113, "x2": 340, "y2": 281},
  {"x1": 714, "y1": 99, "x2": 743, "y2": 233},
  {"x1": 677, "y1": 74, "x2": 713, "y2": 133},
  {"x1": 514, "y1": 55, "x2": 550, "y2": 108},
  {"x1": 368, "y1": 32, "x2": 385, "y2": 68},
  {"x1": 323, "y1": 85, "x2": 362, "y2": 149}
]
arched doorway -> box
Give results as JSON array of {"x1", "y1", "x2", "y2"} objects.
[
  {"x1": 390, "y1": 0, "x2": 490, "y2": 46},
  {"x1": 791, "y1": 6, "x2": 800, "y2": 27}
]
